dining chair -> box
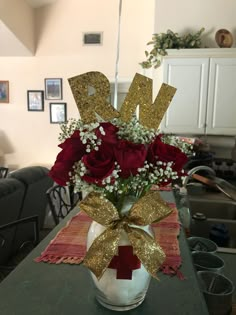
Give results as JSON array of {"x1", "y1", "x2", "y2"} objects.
[
  {"x1": 46, "y1": 184, "x2": 82, "y2": 225},
  {"x1": 0, "y1": 167, "x2": 8, "y2": 178}
]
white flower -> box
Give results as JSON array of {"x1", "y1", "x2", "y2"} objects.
[{"x1": 99, "y1": 126, "x2": 105, "y2": 135}]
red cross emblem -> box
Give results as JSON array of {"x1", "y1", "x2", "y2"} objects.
[{"x1": 108, "y1": 245, "x2": 141, "y2": 280}]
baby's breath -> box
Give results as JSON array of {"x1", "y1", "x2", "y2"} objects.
[
  {"x1": 161, "y1": 134, "x2": 194, "y2": 155},
  {"x1": 112, "y1": 117, "x2": 159, "y2": 144},
  {"x1": 59, "y1": 119, "x2": 101, "y2": 151},
  {"x1": 59, "y1": 118, "x2": 83, "y2": 142}
]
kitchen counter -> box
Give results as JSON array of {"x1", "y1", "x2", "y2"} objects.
[
  {"x1": 182, "y1": 177, "x2": 236, "y2": 312},
  {"x1": 217, "y1": 252, "x2": 236, "y2": 305},
  {"x1": 0, "y1": 191, "x2": 209, "y2": 315}
]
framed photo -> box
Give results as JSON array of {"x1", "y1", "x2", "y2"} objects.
[
  {"x1": 45, "y1": 78, "x2": 62, "y2": 100},
  {"x1": 27, "y1": 90, "x2": 44, "y2": 111},
  {"x1": 0, "y1": 81, "x2": 9, "y2": 103},
  {"x1": 50, "y1": 103, "x2": 67, "y2": 124}
]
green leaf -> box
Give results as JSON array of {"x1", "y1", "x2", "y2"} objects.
[{"x1": 142, "y1": 27, "x2": 205, "y2": 68}]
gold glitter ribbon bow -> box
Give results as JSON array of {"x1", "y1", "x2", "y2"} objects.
[{"x1": 79, "y1": 190, "x2": 172, "y2": 280}]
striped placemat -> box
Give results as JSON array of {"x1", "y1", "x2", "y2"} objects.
[{"x1": 35, "y1": 202, "x2": 183, "y2": 278}]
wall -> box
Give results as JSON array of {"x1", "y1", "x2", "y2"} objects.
[
  {"x1": 1, "y1": 0, "x2": 235, "y2": 170},
  {"x1": 0, "y1": 0, "x2": 155, "y2": 169},
  {"x1": 154, "y1": 0, "x2": 236, "y2": 48}
]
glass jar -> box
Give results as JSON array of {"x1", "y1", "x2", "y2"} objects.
[{"x1": 86, "y1": 195, "x2": 154, "y2": 311}]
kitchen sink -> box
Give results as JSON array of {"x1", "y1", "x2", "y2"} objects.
[
  {"x1": 190, "y1": 218, "x2": 236, "y2": 251},
  {"x1": 185, "y1": 184, "x2": 236, "y2": 253},
  {"x1": 188, "y1": 197, "x2": 236, "y2": 220}
]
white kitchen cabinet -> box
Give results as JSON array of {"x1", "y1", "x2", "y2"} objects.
[
  {"x1": 158, "y1": 49, "x2": 236, "y2": 136},
  {"x1": 206, "y1": 58, "x2": 236, "y2": 135},
  {"x1": 161, "y1": 57, "x2": 209, "y2": 134}
]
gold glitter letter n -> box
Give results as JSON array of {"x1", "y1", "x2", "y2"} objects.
[{"x1": 119, "y1": 73, "x2": 177, "y2": 129}]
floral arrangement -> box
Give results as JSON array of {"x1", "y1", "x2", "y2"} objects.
[
  {"x1": 47, "y1": 72, "x2": 192, "y2": 300},
  {"x1": 49, "y1": 116, "x2": 189, "y2": 211}
]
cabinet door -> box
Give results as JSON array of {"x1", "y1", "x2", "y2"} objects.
[
  {"x1": 160, "y1": 58, "x2": 209, "y2": 134},
  {"x1": 206, "y1": 58, "x2": 236, "y2": 135}
]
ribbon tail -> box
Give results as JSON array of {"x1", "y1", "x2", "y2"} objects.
[
  {"x1": 83, "y1": 227, "x2": 121, "y2": 280},
  {"x1": 127, "y1": 227, "x2": 166, "y2": 280}
]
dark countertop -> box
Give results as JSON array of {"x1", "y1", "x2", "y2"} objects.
[
  {"x1": 0, "y1": 191, "x2": 209, "y2": 315},
  {"x1": 217, "y1": 252, "x2": 236, "y2": 304},
  {"x1": 184, "y1": 178, "x2": 236, "y2": 307}
]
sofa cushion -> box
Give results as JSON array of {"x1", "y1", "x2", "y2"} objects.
[
  {"x1": 9, "y1": 166, "x2": 54, "y2": 252},
  {"x1": 0, "y1": 178, "x2": 25, "y2": 265}
]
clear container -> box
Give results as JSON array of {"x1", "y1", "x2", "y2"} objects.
[
  {"x1": 86, "y1": 195, "x2": 153, "y2": 311},
  {"x1": 187, "y1": 236, "x2": 218, "y2": 254},
  {"x1": 197, "y1": 271, "x2": 234, "y2": 315},
  {"x1": 192, "y1": 252, "x2": 224, "y2": 273}
]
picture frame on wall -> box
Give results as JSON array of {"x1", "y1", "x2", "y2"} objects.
[
  {"x1": 45, "y1": 78, "x2": 62, "y2": 100},
  {"x1": 27, "y1": 90, "x2": 44, "y2": 111},
  {"x1": 0, "y1": 81, "x2": 9, "y2": 103},
  {"x1": 49, "y1": 103, "x2": 67, "y2": 124}
]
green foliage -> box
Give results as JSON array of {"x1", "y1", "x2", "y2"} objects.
[{"x1": 140, "y1": 28, "x2": 205, "y2": 69}]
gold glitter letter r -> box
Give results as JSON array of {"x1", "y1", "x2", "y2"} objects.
[{"x1": 68, "y1": 71, "x2": 120, "y2": 124}]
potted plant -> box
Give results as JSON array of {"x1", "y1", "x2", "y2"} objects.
[{"x1": 140, "y1": 28, "x2": 205, "y2": 69}]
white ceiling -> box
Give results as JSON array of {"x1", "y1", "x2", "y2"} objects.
[
  {"x1": 0, "y1": 20, "x2": 33, "y2": 56},
  {"x1": 25, "y1": 0, "x2": 57, "y2": 8},
  {"x1": 0, "y1": 0, "x2": 58, "y2": 56}
]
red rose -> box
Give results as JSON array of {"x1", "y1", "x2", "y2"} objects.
[
  {"x1": 49, "y1": 130, "x2": 86, "y2": 186},
  {"x1": 82, "y1": 143, "x2": 115, "y2": 185},
  {"x1": 95, "y1": 122, "x2": 119, "y2": 144},
  {"x1": 114, "y1": 140, "x2": 147, "y2": 178},
  {"x1": 147, "y1": 136, "x2": 188, "y2": 173},
  {"x1": 48, "y1": 160, "x2": 72, "y2": 186}
]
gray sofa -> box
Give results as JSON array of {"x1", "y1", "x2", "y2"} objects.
[
  {"x1": 0, "y1": 166, "x2": 53, "y2": 265},
  {"x1": 0, "y1": 178, "x2": 25, "y2": 265}
]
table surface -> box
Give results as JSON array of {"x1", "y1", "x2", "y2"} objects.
[{"x1": 0, "y1": 191, "x2": 209, "y2": 315}]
